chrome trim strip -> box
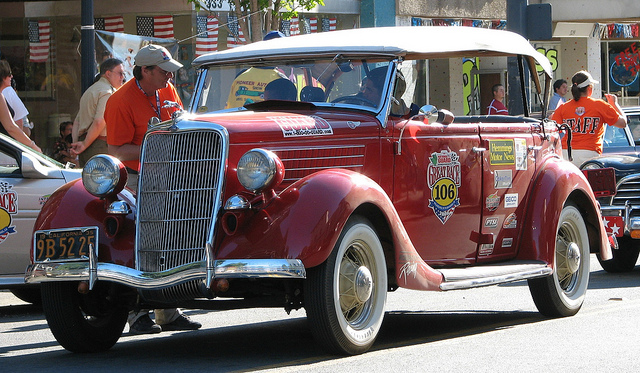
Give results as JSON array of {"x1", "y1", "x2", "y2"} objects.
[
  {"x1": 439, "y1": 267, "x2": 551, "y2": 291},
  {"x1": 25, "y1": 259, "x2": 306, "y2": 289}
]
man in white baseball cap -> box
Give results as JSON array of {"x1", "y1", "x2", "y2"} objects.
[{"x1": 134, "y1": 44, "x2": 183, "y2": 73}]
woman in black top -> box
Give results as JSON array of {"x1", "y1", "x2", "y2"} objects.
[{"x1": 0, "y1": 60, "x2": 41, "y2": 152}]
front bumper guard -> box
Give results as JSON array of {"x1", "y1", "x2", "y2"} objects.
[
  {"x1": 601, "y1": 201, "x2": 640, "y2": 237},
  {"x1": 25, "y1": 258, "x2": 306, "y2": 290}
]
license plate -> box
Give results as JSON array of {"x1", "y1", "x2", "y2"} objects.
[{"x1": 33, "y1": 227, "x2": 98, "y2": 262}]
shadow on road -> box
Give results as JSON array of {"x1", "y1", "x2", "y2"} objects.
[{"x1": 0, "y1": 307, "x2": 547, "y2": 372}]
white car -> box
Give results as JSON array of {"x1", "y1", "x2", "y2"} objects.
[{"x1": 0, "y1": 133, "x2": 81, "y2": 303}]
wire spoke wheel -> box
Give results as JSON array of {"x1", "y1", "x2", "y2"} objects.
[
  {"x1": 528, "y1": 202, "x2": 590, "y2": 317},
  {"x1": 305, "y1": 216, "x2": 387, "y2": 355}
]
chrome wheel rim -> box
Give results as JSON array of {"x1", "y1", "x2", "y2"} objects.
[
  {"x1": 339, "y1": 240, "x2": 376, "y2": 328},
  {"x1": 556, "y1": 220, "x2": 583, "y2": 293}
]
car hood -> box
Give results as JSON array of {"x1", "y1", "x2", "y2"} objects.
[
  {"x1": 171, "y1": 108, "x2": 380, "y2": 144},
  {"x1": 584, "y1": 154, "x2": 640, "y2": 178}
]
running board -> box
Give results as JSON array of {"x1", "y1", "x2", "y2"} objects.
[{"x1": 437, "y1": 260, "x2": 552, "y2": 291}]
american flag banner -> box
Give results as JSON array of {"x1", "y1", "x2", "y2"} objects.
[
  {"x1": 321, "y1": 18, "x2": 337, "y2": 32},
  {"x1": 280, "y1": 20, "x2": 291, "y2": 36},
  {"x1": 309, "y1": 18, "x2": 318, "y2": 33},
  {"x1": 290, "y1": 17, "x2": 300, "y2": 36},
  {"x1": 137, "y1": 16, "x2": 174, "y2": 39},
  {"x1": 28, "y1": 20, "x2": 50, "y2": 63},
  {"x1": 195, "y1": 15, "x2": 219, "y2": 57},
  {"x1": 95, "y1": 16, "x2": 125, "y2": 33},
  {"x1": 226, "y1": 15, "x2": 246, "y2": 48}
]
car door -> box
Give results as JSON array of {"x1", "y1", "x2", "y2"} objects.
[
  {"x1": 392, "y1": 118, "x2": 483, "y2": 266},
  {"x1": 477, "y1": 121, "x2": 538, "y2": 262},
  {"x1": 0, "y1": 143, "x2": 67, "y2": 278}
]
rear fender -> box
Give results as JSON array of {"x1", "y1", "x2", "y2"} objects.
[
  {"x1": 216, "y1": 169, "x2": 444, "y2": 290},
  {"x1": 519, "y1": 158, "x2": 611, "y2": 264},
  {"x1": 33, "y1": 179, "x2": 137, "y2": 267}
]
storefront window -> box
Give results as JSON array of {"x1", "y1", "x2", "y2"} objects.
[{"x1": 603, "y1": 41, "x2": 640, "y2": 106}]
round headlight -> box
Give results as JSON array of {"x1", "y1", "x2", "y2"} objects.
[
  {"x1": 82, "y1": 155, "x2": 127, "y2": 197},
  {"x1": 581, "y1": 162, "x2": 603, "y2": 170},
  {"x1": 237, "y1": 149, "x2": 283, "y2": 192}
]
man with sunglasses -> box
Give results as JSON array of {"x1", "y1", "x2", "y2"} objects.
[
  {"x1": 104, "y1": 44, "x2": 201, "y2": 335},
  {"x1": 70, "y1": 58, "x2": 125, "y2": 166}
]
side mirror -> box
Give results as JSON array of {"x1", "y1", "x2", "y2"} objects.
[
  {"x1": 21, "y1": 152, "x2": 61, "y2": 179},
  {"x1": 418, "y1": 105, "x2": 455, "y2": 125}
]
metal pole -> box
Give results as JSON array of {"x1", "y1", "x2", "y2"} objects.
[
  {"x1": 80, "y1": 0, "x2": 96, "y2": 93},
  {"x1": 506, "y1": 0, "x2": 528, "y2": 116}
]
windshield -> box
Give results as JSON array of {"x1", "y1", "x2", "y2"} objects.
[{"x1": 193, "y1": 58, "x2": 393, "y2": 113}]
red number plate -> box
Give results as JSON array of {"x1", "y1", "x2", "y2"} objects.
[{"x1": 33, "y1": 227, "x2": 98, "y2": 262}]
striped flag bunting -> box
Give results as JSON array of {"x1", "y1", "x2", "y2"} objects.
[
  {"x1": 137, "y1": 16, "x2": 174, "y2": 39},
  {"x1": 28, "y1": 20, "x2": 50, "y2": 63},
  {"x1": 95, "y1": 16, "x2": 125, "y2": 33},
  {"x1": 290, "y1": 17, "x2": 300, "y2": 36},
  {"x1": 309, "y1": 18, "x2": 318, "y2": 33},
  {"x1": 227, "y1": 15, "x2": 246, "y2": 48},
  {"x1": 196, "y1": 15, "x2": 219, "y2": 57}
]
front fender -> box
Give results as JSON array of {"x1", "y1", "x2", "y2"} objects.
[
  {"x1": 520, "y1": 158, "x2": 611, "y2": 263},
  {"x1": 216, "y1": 169, "x2": 444, "y2": 290},
  {"x1": 33, "y1": 179, "x2": 137, "y2": 267}
]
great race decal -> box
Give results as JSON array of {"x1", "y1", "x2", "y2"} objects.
[
  {"x1": 0, "y1": 181, "x2": 17, "y2": 243},
  {"x1": 269, "y1": 115, "x2": 333, "y2": 137},
  {"x1": 427, "y1": 150, "x2": 461, "y2": 224}
]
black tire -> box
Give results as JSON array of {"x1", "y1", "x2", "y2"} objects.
[
  {"x1": 41, "y1": 282, "x2": 127, "y2": 353},
  {"x1": 528, "y1": 202, "x2": 590, "y2": 317},
  {"x1": 304, "y1": 216, "x2": 387, "y2": 355},
  {"x1": 10, "y1": 287, "x2": 42, "y2": 305},
  {"x1": 597, "y1": 236, "x2": 640, "y2": 273}
]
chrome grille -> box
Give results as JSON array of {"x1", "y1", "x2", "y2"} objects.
[
  {"x1": 137, "y1": 130, "x2": 225, "y2": 272},
  {"x1": 612, "y1": 174, "x2": 640, "y2": 215}
]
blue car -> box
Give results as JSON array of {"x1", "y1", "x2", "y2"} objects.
[{"x1": 580, "y1": 106, "x2": 640, "y2": 272}]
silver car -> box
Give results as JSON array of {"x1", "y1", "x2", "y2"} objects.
[{"x1": 0, "y1": 133, "x2": 81, "y2": 303}]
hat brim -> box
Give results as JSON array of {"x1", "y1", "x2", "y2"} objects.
[{"x1": 157, "y1": 59, "x2": 183, "y2": 72}]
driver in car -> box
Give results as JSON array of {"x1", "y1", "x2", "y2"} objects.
[{"x1": 358, "y1": 67, "x2": 386, "y2": 105}]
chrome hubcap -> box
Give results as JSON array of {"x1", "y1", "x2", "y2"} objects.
[
  {"x1": 565, "y1": 242, "x2": 581, "y2": 274},
  {"x1": 354, "y1": 266, "x2": 373, "y2": 303}
]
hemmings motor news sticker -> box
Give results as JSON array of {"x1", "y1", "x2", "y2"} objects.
[
  {"x1": 489, "y1": 139, "x2": 515, "y2": 166},
  {"x1": 427, "y1": 150, "x2": 461, "y2": 224},
  {"x1": 0, "y1": 181, "x2": 17, "y2": 244},
  {"x1": 269, "y1": 115, "x2": 333, "y2": 137}
]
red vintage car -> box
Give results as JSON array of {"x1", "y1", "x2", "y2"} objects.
[{"x1": 26, "y1": 26, "x2": 612, "y2": 355}]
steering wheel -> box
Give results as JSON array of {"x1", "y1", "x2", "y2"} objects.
[{"x1": 332, "y1": 95, "x2": 377, "y2": 107}]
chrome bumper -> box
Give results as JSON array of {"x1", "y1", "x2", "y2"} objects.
[
  {"x1": 25, "y1": 259, "x2": 306, "y2": 290},
  {"x1": 601, "y1": 202, "x2": 640, "y2": 236}
]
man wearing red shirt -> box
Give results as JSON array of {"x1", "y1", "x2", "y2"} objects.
[{"x1": 487, "y1": 83, "x2": 508, "y2": 115}]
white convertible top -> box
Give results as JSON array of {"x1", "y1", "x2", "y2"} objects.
[{"x1": 192, "y1": 26, "x2": 552, "y2": 77}]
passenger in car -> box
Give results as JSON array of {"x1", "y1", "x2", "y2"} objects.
[
  {"x1": 263, "y1": 78, "x2": 297, "y2": 101},
  {"x1": 552, "y1": 70, "x2": 627, "y2": 167}
]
